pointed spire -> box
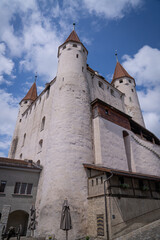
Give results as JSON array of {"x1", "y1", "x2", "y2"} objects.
[
  {"x1": 111, "y1": 62, "x2": 134, "y2": 84},
  {"x1": 73, "y1": 22, "x2": 75, "y2": 31},
  {"x1": 115, "y1": 50, "x2": 118, "y2": 63},
  {"x1": 35, "y1": 72, "x2": 37, "y2": 83},
  {"x1": 22, "y1": 82, "x2": 37, "y2": 102}
]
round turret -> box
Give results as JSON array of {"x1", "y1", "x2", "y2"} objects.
[{"x1": 112, "y1": 62, "x2": 145, "y2": 127}]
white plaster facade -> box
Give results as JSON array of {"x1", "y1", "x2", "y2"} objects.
[{"x1": 8, "y1": 30, "x2": 160, "y2": 239}]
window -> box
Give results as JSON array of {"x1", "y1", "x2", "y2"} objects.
[
  {"x1": 27, "y1": 183, "x2": 33, "y2": 194},
  {"x1": 0, "y1": 181, "x2": 6, "y2": 193},
  {"x1": 131, "y1": 89, "x2": 134, "y2": 92},
  {"x1": 129, "y1": 97, "x2": 132, "y2": 102},
  {"x1": 139, "y1": 179, "x2": 144, "y2": 190},
  {"x1": 22, "y1": 133, "x2": 26, "y2": 147},
  {"x1": 24, "y1": 101, "x2": 27, "y2": 104},
  {"x1": 46, "y1": 86, "x2": 50, "y2": 98},
  {"x1": 62, "y1": 45, "x2": 66, "y2": 50},
  {"x1": 20, "y1": 183, "x2": 27, "y2": 194},
  {"x1": 14, "y1": 182, "x2": 33, "y2": 195},
  {"x1": 155, "y1": 182, "x2": 160, "y2": 192},
  {"x1": 73, "y1": 44, "x2": 77, "y2": 47},
  {"x1": 98, "y1": 81, "x2": 104, "y2": 90},
  {"x1": 76, "y1": 54, "x2": 78, "y2": 58},
  {"x1": 129, "y1": 79, "x2": 131, "y2": 83},
  {"x1": 119, "y1": 176, "x2": 124, "y2": 185},
  {"x1": 83, "y1": 49, "x2": 85, "y2": 53},
  {"x1": 105, "y1": 109, "x2": 108, "y2": 115},
  {"x1": 96, "y1": 178, "x2": 98, "y2": 185},
  {"x1": 20, "y1": 154, "x2": 22, "y2": 159},
  {"x1": 92, "y1": 179, "x2": 94, "y2": 186},
  {"x1": 14, "y1": 182, "x2": 21, "y2": 194},
  {"x1": 119, "y1": 79, "x2": 123, "y2": 83},
  {"x1": 110, "y1": 89, "x2": 115, "y2": 96},
  {"x1": 101, "y1": 177, "x2": 103, "y2": 184},
  {"x1": 82, "y1": 67, "x2": 84, "y2": 72},
  {"x1": 41, "y1": 117, "x2": 45, "y2": 131},
  {"x1": 38, "y1": 139, "x2": 43, "y2": 152}
]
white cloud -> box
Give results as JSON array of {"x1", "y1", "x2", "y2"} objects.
[
  {"x1": 122, "y1": 45, "x2": 160, "y2": 87},
  {"x1": 0, "y1": 43, "x2": 14, "y2": 85},
  {"x1": 82, "y1": 0, "x2": 142, "y2": 19},
  {"x1": 0, "y1": 89, "x2": 19, "y2": 136},
  {"x1": 122, "y1": 46, "x2": 160, "y2": 138}
]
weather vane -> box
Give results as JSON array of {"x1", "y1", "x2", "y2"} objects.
[
  {"x1": 35, "y1": 72, "x2": 37, "y2": 83},
  {"x1": 115, "y1": 50, "x2": 118, "y2": 62},
  {"x1": 73, "y1": 23, "x2": 75, "y2": 30}
]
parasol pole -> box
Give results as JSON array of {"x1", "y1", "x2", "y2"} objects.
[{"x1": 66, "y1": 230, "x2": 68, "y2": 240}]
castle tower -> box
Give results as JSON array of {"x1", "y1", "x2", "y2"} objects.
[
  {"x1": 8, "y1": 81, "x2": 37, "y2": 159},
  {"x1": 35, "y1": 28, "x2": 93, "y2": 239},
  {"x1": 111, "y1": 61, "x2": 145, "y2": 127},
  {"x1": 19, "y1": 82, "x2": 37, "y2": 116}
]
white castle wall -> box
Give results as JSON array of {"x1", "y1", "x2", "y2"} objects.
[
  {"x1": 87, "y1": 71, "x2": 125, "y2": 112},
  {"x1": 114, "y1": 77, "x2": 145, "y2": 127},
  {"x1": 8, "y1": 81, "x2": 54, "y2": 165},
  {"x1": 93, "y1": 116, "x2": 160, "y2": 176}
]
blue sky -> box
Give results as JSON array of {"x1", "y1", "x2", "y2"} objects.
[{"x1": 0, "y1": 0, "x2": 160, "y2": 157}]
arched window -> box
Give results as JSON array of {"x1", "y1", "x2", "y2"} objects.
[
  {"x1": 123, "y1": 131, "x2": 132, "y2": 171},
  {"x1": 41, "y1": 117, "x2": 45, "y2": 131},
  {"x1": 22, "y1": 133, "x2": 26, "y2": 147},
  {"x1": 38, "y1": 139, "x2": 43, "y2": 153}
]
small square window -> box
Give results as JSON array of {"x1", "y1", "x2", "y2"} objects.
[
  {"x1": 131, "y1": 89, "x2": 134, "y2": 92},
  {"x1": 119, "y1": 79, "x2": 123, "y2": 83}
]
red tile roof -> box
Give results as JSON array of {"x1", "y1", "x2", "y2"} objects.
[
  {"x1": 64, "y1": 30, "x2": 81, "y2": 43},
  {"x1": 83, "y1": 163, "x2": 160, "y2": 181},
  {"x1": 22, "y1": 82, "x2": 37, "y2": 102},
  {"x1": 111, "y1": 62, "x2": 134, "y2": 84},
  {"x1": 0, "y1": 157, "x2": 42, "y2": 170}
]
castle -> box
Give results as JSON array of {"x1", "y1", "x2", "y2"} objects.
[{"x1": 1, "y1": 28, "x2": 160, "y2": 240}]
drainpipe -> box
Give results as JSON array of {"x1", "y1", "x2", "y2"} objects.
[{"x1": 104, "y1": 172, "x2": 113, "y2": 240}]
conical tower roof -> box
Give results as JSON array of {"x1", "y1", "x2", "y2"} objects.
[
  {"x1": 58, "y1": 28, "x2": 88, "y2": 56},
  {"x1": 111, "y1": 62, "x2": 134, "y2": 84},
  {"x1": 22, "y1": 82, "x2": 37, "y2": 102},
  {"x1": 64, "y1": 30, "x2": 81, "y2": 43}
]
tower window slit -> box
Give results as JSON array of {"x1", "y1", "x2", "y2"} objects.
[{"x1": 76, "y1": 54, "x2": 79, "y2": 58}]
